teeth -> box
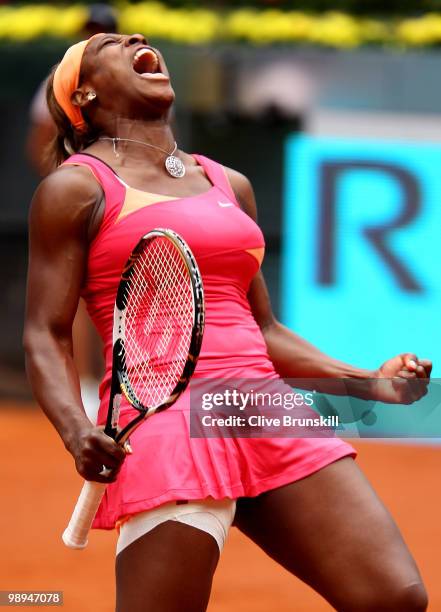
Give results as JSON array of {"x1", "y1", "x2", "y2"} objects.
[
  {"x1": 134, "y1": 48, "x2": 149, "y2": 61},
  {"x1": 133, "y1": 48, "x2": 159, "y2": 73}
]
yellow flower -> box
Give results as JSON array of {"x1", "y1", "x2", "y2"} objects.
[
  {"x1": 51, "y1": 6, "x2": 88, "y2": 38},
  {"x1": 309, "y1": 12, "x2": 362, "y2": 49},
  {"x1": 119, "y1": 3, "x2": 166, "y2": 37},
  {"x1": 225, "y1": 9, "x2": 314, "y2": 45},
  {"x1": 396, "y1": 13, "x2": 441, "y2": 46},
  {"x1": 0, "y1": 4, "x2": 87, "y2": 40},
  {"x1": 224, "y1": 9, "x2": 260, "y2": 42},
  {"x1": 120, "y1": 3, "x2": 219, "y2": 44},
  {"x1": 359, "y1": 18, "x2": 391, "y2": 45},
  {"x1": 0, "y1": 7, "x2": 13, "y2": 39}
]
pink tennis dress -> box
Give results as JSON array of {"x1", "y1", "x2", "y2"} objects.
[{"x1": 64, "y1": 152, "x2": 355, "y2": 529}]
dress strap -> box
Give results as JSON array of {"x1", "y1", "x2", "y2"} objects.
[
  {"x1": 61, "y1": 153, "x2": 126, "y2": 225},
  {"x1": 192, "y1": 154, "x2": 240, "y2": 207}
]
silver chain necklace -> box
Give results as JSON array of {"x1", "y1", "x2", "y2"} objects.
[{"x1": 99, "y1": 136, "x2": 186, "y2": 179}]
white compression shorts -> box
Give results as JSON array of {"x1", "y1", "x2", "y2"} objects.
[{"x1": 116, "y1": 498, "x2": 236, "y2": 556}]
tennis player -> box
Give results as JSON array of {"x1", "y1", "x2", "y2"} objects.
[{"x1": 24, "y1": 33, "x2": 431, "y2": 612}]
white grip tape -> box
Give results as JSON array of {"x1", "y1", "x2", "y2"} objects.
[{"x1": 62, "y1": 480, "x2": 107, "y2": 549}]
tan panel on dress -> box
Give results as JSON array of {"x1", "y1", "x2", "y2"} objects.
[
  {"x1": 245, "y1": 247, "x2": 265, "y2": 266},
  {"x1": 116, "y1": 187, "x2": 179, "y2": 222}
]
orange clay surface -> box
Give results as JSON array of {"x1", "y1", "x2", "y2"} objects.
[{"x1": 1, "y1": 403, "x2": 440, "y2": 611}]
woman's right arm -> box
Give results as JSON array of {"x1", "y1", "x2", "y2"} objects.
[{"x1": 23, "y1": 167, "x2": 126, "y2": 483}]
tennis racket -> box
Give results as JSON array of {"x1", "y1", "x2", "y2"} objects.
[{"x1": 62, "y1": 228, "x2": 205, "y2": 549}]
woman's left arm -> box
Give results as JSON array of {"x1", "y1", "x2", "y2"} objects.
[{"x1": 226, "y1": 167, "x2": 432, "y2": 399}]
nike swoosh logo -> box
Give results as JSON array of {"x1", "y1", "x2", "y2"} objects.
[{"x1": 218, "y1": 201, "x2": 234, "y2": 207}]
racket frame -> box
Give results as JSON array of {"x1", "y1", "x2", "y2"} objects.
[{"x1": 104, "y1": 228, "x2": 204, "y2": 444}]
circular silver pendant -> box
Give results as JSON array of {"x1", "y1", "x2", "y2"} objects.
[{"x1": 165, "y1": 155, "x2": 186, "y2": 178}]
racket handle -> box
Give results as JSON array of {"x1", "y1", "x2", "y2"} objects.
[{"x1": 62, "y1": 480, "x2": 107, "y2": 549}]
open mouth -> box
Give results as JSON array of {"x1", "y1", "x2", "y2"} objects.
[{"x1": 132, "y1": 47, "x2": 161, "y2": 76}]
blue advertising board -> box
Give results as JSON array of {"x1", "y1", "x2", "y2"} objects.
[{"x1": 282, "y1": 134, "x2": 441, "y2": 377}]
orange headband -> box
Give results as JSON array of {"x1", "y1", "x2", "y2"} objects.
[{"x1": 53, "y1": 34, "x2": 101, "y2": 132}]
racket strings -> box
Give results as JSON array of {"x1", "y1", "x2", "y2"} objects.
[{"x1": 121, "y1": 237, "x2": 194, "y2": 408}]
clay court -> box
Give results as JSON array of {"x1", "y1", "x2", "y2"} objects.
[{"x1": 1, "y1": 403, "x2": 440, "y2": 611}]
